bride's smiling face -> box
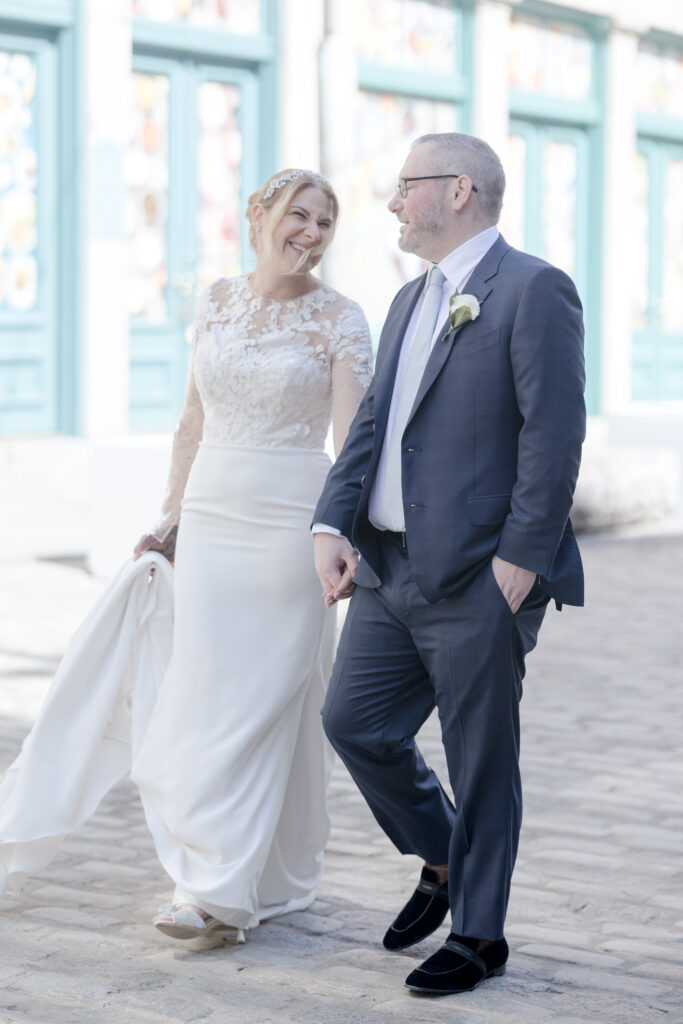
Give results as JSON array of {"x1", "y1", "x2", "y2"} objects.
[{"x1": 262, "y1": 186, "x2": 335, "y2": 274}]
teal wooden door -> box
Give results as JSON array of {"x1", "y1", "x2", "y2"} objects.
[
  {"x1": 632, "y1": 140, "x2": 683, "y2": 400},
  {"x1": 503, "y1": 120, "x2": 597, "y2": 413},
  {"x1": 0, "y1": 31, "x2": 58, "y2": 433},
  {"x1": 127, "y1": 55, "x2": 258, "y2": 431}
]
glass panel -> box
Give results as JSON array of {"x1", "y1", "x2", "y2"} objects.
[
  {"x1": 662, "y1": 158, "x2": 683, "y2": 334},
  {"x1": 354, "y1": 0, "x2": 457, "y2": 74},
  {"x1": 542, "y1": 140, "x2": 577, "y2": 277},
  {"x1": 341, "y1": 91, "x2": 455, "y2": 328},
  {"x1": 125, "y1": 72, "x2": 169, "y2": 323},
  {"x1": 499, "y1": 134, "x2": 526, "y2": 250},
  {"x1": 636, "y1": 43, "x2": 683, "y2": 119},
  {"x1": 509, "y1": 14, "x2": 592, "y2": 101},
  {"x1": 633, "y1": 152, "x2": 650, "y2": 331},
  {"x1": 197, "y1": 81, "x2": 242, "y2": 289},
  {"x1": 0, "y1": 49, "x2": 39, "y2": 313},
  {"x1": 132, "y1": 0, "x2": 261, "y2": 33}
]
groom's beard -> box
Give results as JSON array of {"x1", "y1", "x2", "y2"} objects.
[{"x1": 397, "y1": 198, "x2": 449, "y2": 257}]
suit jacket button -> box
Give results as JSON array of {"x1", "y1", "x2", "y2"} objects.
[{"x1": 360, "y1": 475, "x2": 366, "y2": 486}]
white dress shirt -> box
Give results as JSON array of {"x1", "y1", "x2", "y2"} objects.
[{"x1": 314, "y1": 225, "x2": 500, "y2": 538}]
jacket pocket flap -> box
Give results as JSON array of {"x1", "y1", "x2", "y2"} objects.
[
  {"x1": 468, "y1": 493, "x2": 512, "y2": 525},
  {"x1": 451, "y1": 326, "x2": 500, "y2": 357}
]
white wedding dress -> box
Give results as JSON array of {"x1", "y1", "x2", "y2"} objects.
[{"x1": 0, "y1": 274, "x2": 372, "y2": 929}]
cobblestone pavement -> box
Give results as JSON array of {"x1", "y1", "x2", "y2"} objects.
[{"x1": 1, "y1": 532, "x2": 682, "y2": 1024}]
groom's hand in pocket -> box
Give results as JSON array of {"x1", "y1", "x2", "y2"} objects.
[
  {"x1": 491, "y1": 554, "x2": 536, "y2": 614},
  {"x1": 314, "y1": 533, "x2": 359, "y2": 607}
]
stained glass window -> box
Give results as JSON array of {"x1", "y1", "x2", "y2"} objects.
[
  {"x1": 662, "y1": 158, "x2": 683, "y2": 335},
  {"x1": 636, "y1": 42, "x2": 683, "y2": 119},
  {"x1": 354, "y1": 0, "x2": 457, "y2": 74},
  {"x1": 132, "y1": 0, "x2": 261, "y2": 33},
  {"x1": 0, "y1": 49, "x2": 39, "y2": 313},
  {"x1": 542, "y1": 141, "x2": 577, "y2": 277},
  {"x1": 125, "y1": 73, "x2": 169, "y2": 322},
  {"x1": 632, "y1": 152, "x2": 650, "y2": 331},
  {"x1": 197, "y1": 81, "x2": 243, "y2": 289},
  {"x1": 499, "y1": 134, "x2": 526, "y2": 250},
  {"x1": 341, "y1": 91, "x2": 455, "y2": 327},
  {"x1": 509, "y1": 14, "x2": 592, "y2": 101}
]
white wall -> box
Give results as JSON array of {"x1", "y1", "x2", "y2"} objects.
[{"x1": 82, "y1": 0, "x2": 131, "y2": 440}]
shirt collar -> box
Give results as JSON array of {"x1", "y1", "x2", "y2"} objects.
[{"x1": 436, "y1": 226, "x2": 500, "y2": 293}]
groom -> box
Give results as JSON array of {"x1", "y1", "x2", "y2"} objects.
[{"x1": 313, "y1": 132, "x2": 585, "y2": 995}]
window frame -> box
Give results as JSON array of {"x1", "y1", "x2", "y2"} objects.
[{"x1": 507, "y1": 0, "x2": 607, "y2": 416}]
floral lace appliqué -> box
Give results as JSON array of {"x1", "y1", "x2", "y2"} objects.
[{"x1": 193, "y1": 276, "x2": 372, "y2": 450}]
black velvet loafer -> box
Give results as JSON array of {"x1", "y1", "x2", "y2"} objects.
[
  {"x1": 383, "y1": 867, "x2": 449, "y2": 951},
  {"x1": 405, "y1": 934, "x2": 508, "y2": 994}
]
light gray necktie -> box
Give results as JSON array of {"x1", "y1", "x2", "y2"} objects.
[{"x1": 381, "y1": 265, "x2": 446, "y2": 531}]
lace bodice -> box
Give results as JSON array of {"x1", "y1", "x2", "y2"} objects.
[{"x1": 152, "y1": 275, "x2": 372, "y2": 539}]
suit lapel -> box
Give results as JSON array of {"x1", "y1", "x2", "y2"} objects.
[{"x1": 407, "y1": 236, "x2": 510, "y2": 425}]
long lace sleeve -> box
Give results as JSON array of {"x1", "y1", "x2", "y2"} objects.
[
  {"x1": 151, "y1": 356, "x2": 205, "y2": 541},
  {"x1": 330, "y1": 301, "x2": 374, "y2": 456},
  {"x1": 148, "y1": 287, "x2": 211, "y2": 542}
]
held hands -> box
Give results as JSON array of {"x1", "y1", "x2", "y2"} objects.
[
  {"x1": 314, "y1": 533, "x2": 359, "y2": 607},
  {"x1": 133, "y1": 526, "x2": 178, "y2": 565},
  {"x1": 491, "y1": 554, "x2": 536, "y2": 614}
]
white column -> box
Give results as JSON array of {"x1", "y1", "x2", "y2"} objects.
[
  {"x1": 81, "y1": 0, "x2": 131, "y2": 439},
  {"x1": 279, "y1": 0, "x2": 325, "y2": 169},
  {"x1": 600, "y1": 25, "x2": 639, "y2": 414},
  {"x1": 472, "y1": 0, "x2": 514, "y2": 155},
  {"x1": 82, "y1": 0, "x2": 139, "y2": 574},
  {"x1": 317, "y1": 0, "x2": 357, "y2": 288}
]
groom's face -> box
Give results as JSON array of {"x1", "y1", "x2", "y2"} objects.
[{"x1": 388, "y1": 143, "x2": 451, "y2": 259}]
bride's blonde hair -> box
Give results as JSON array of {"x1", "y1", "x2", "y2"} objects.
[{"x1": 245, "y1": 169, "x2": 339, "y2": 271}]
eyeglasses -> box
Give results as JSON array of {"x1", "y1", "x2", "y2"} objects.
[{"x1": 396, "y1": 174, "x2": 478, "y2": 198}]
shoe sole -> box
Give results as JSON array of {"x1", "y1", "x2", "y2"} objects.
[
  {"x1": 154, "y1": 921, "x2": 245, "y2": 942},
  {"x1": 405, "y1": 964, "x2": 506, "y2": 995}
]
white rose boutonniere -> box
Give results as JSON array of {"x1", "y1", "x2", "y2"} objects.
[{"x1": 448, "y1": 290, "x2": 481, "y2": 333}]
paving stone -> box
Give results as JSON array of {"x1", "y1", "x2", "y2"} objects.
[
  {"x1": 22, "y1": 905, "x2": 121, "y2": 929},
  {"x1": 31, "y1": 883, "x2": 132, "y2": 909},
  {"x1": 277, "y1": 911, "x2": 344, "y2": 934},
  {"x1": 77, "y1": 859, "x2": 152, "y2": 878},
  {"x1": 506, "y1": 923, "x2": 594, "y2": 947},
  {"x1": 515, "y1": 943, "x2": 624, "y2": 967},
  {"x1": 5, "y1": 965, "x2": 117, "y2": 998},
  {"x1": 552, "y1": 964, "x2": 672, "y2": 998},
  {"x1": 600, "y1": 938, "x2": 683, "y2": 961}
]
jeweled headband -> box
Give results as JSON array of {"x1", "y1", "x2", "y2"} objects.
[{"x1": 261, "y1": 169, "x2": 329, "y2": 203}]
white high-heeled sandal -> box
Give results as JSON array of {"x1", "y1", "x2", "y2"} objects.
[{"x1": 153, "y1": 903, "x2": 246, "y2": 943}]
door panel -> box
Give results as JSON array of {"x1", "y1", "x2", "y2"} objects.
[
  {"x1": 0, "y1": 33, "x2": 58, "y2": 433},
  {"x1": 196, "y1": 78, "x2": 244, "y2": 288},
  {"x1": 128, "y1": 55, "x2": 257, "y2": 431},
  {"x1": 632, "y1": 141, "x2": 683, "y2": 400},
  {"x1": 501, "y1": 120, "x2": 594, "y2": 411}
]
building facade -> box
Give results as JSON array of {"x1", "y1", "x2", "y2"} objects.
[{"x1": 1, "y1": 0, "x2": 682, "y2": 509}]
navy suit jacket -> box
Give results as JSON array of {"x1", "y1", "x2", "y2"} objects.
[{"x1": 314, "y1": 235, "x2": 586, "y2": 606}]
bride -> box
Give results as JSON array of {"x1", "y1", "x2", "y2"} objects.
[{"x1": 0, "y1": 168, "x2": 372, "y2": 944}]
